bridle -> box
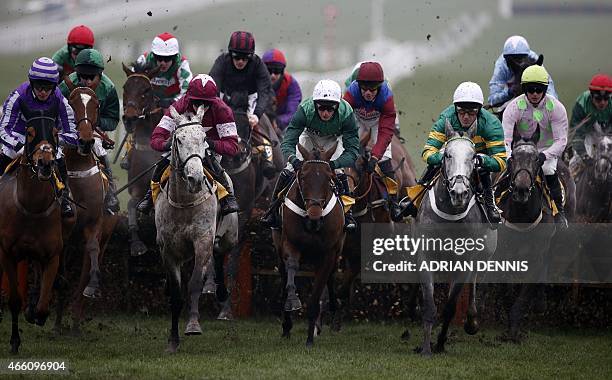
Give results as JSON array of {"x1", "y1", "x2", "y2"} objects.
[
  {"x1": 171, "y1": 121, "x2": 208, "y2": 181},
  {"x1": 123, "y1": 74, "x2": 160, "y2": 123},
  {"x1": 508, "y1": 142, "x2": 540, "y2": 195},
  {"x1": 296, "y1": 160, "x2": 335, "y2": 209},
  {"x1": 441, "y1": 136, "x2": 476, "y2": 195},
  {"x1": 24, "y1": 115, "x2": 57, "y2": 171}
]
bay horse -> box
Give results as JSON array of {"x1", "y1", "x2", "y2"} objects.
[
  {"x1": 213, "y1": 91, "x2": 275, "y2": 320},
  {"x1": 495, "y1": 125, "x2": 557, "y2": 342},
  {"x1": 0, "y1": 109, "x2": 75, "y2": 353},
  {"x1": 121, "y1": 63, "x2": 162, "y2": 256},
  {"x1": 156, "y1": 106, "x2": 237, "y2": 353},
  {"x1": 414, "y1": 119, "x2": 496, "y2": 356},
  {"x1": 272, "y1": 143, "x2": 345, "y2": 346},
  {"x1": 574, "y1": 122, "x2": 612, "y2": 222},
  {"x1": 54, "y1": 83, "x2": 119, "y2": 334}
]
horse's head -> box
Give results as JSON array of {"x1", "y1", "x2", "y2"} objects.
[
  {"x1": 68, "y1": 86, "x2": 99, "y2": 156},
  {"x1": 510, "y1": 124, "x2": 541, "y2": 203},
  {"x1": 25, "y1": 110, "x2": 58, "y2": 180},
  {"x1": 170, "y1": 105, "x2": 209, "y2": 193},
  {"x1": 591, "y1": 122, "x2": 612, "y2": 182},
  {"x1": 122, "y1": 63, "x2": 160, "y2": 131},
  {"x1": 442, "y1": 118, "x2": 477, "y2": 208},
  {"x1": 297, "y1": 142, "x2": 337, "y2": 232}
]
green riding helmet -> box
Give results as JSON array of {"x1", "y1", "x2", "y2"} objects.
[{"x1": 75, "y1": 48, "x2": 105, "y2": 75}]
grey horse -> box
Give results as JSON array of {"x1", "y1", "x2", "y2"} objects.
[
  {"x1": 415, "y1": 118, "x2": 497, "y2": 357},
  {"x1": 155, "y1": 105, "x2": 238, "y2": 353}
]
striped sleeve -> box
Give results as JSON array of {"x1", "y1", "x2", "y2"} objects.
[
  {"x1": 481, "y1": 117, "x2": 507, "y2": 172},
  {"x1": 57, "y1": 94, "x2": 78, "y2": 146},
  {"x1": 0, "y1": 90, "x2": 22, "y2": 147},
  {"x1": 421, "y1": 117, "x2": 447, "y2": 165}
]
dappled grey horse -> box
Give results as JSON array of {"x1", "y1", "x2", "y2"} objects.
[
  {"x1": 415, "y1": 119, "x2": 497, "y2": 356},
  {"x1": 574, "y1": 122, "x2": 612, "y2": 222},
  {"x1": 155, "y1": 105, "x2": 237, "y2": 353}
]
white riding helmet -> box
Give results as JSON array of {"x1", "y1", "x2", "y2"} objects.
[
  {"x1": 453, "y1": 82, "x2": 484, "y2": 106},
  {"x1": 313, "y1": 79, "x2": 342, "y2": 103},
  {"x1": 502, "y1": 35, "x2": 530, "y2": 56},
  {"x1": 151, "y1": 32, "x2": 179, "y2": 56}
]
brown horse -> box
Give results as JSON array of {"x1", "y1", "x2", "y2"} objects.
[
  {"x1": 121, "y1": 63, "x2": 162, "y2": 256},
  {"x1": 272, "y1": 143, "x2": 345, "y2": 346},
  {"x1": 0, "y1": 110, "x2": 75, "y2": 353},
  {"x1": 54, "y1": 84, "x2": 119, "y2": 334}
]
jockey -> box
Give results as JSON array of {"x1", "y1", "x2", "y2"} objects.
[
  {"x1": 488, "y1": 35, "x2": 558, "y2": 107},
  {"x1": 343, "y1": 61, "x2": 402, "y2": 221},
  {"x1": 52, "y1": 25, "x2": 95, "y2": 78},
  {"x1": 0, "y1": 57, "x2": 79, "y2": 217},
  {"x1": 400, "y1": 82, "x2": 507, "y2": 223},
  {"x1": 569, "y1": 73, "x2": 612, "y2": 159},
  {"x1": 502, "y1": 65, "x2": 569, "y2": 228},
  {"x1": 136, "y1": 74, "x2": 240, "y2": 216},
  {"x1": 121, "y1": 32, "x2": 194, "y2": 170},
  {"x1": 344, "y1": 61, "x2": 401, "y2": 136},
  {"x1": 58, "y1": 48, "x2": 121, "y2": 214},
  {"x1": 262, "y1": 48, "x2": 302, "y2": 132},
  {"x1": 260, "y1": 79, "x2": 360, "y2": 231},
  {"x1": 209, "y1": 31, "x2": 276, "y2": 177}
]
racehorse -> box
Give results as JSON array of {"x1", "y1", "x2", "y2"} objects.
[
  {"x1": 54, "y1": 83, "x2": 118, "y2": 334},
  {"x1": 272, "y1": 143, "x2": 345, "y2": 346},
  {"x1": 415, "y1": 119, "x2": 496, "y2": 356},
  {"x1": 212, "y1": 91, "x2": 275, "y2": 320},
  {"x1": 496, "y1": 125, "x2": 556, "y2": 342},
  {"x1": 121, "y1": 63, "x2": 163, "y2": 256},
  {"x1": 574, "y1": 122, "x2": 612, "y2": 222},
  {"x1": 0, "y1": 109, "x2": 75, "y2": 353},
  {"x1": 155, "y1": 105, "x2": 236, "y2": 353}
]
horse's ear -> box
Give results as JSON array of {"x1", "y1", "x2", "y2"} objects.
[
  {"x1": 146, "y1": 65, "x2": 161, "y2": 79},
  {"x1": 169, "y1": 105, "x2": 181, "y2": 121},
  {"x1": 530, "y1": 124, "x2": 541, "y2": 144},
  {"x1": 466, "y1": 119, "x2": 478, "y2": 139},
  {"x1": 593, "y1": 121, "x2": 604, "y2": 136},
  {"x1": 322, "y1": 142, "x2": 338, "y2": 162},
  {"x1": 536, "y1": 54, "x2": 544, "y2": 66},
  {"x1": 297, "y1": 143, "x2": 310, "y2": 161},
  {"x1": 122, "y1": 62, "x2": 133, "y2": 77},
  {"x1": 195, "y1": 104, "x2": 208, "y2": 121},
  {"x1": 64, "y1": 74, "x2": 77, "y2": 93},
  {"x1": 444, "y1": 118, "x2": 455, "y2": 139}
]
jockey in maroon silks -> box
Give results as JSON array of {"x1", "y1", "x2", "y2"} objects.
[{"x1": 136, "y1": 74, "x2": 240, "y2": 215}]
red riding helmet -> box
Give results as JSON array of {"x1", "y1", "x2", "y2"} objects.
[
  {"x1": 589, "y1": 74, "x2": 612, "y2": 92},
  {"x1": 67, "y1": 25, "x2": 95, "y2": 47},
  {"x1": 356, "y1": 61, "x2": 384, "y2": 83},
  {"x1": 228, "y1": 31, "x2": 255, "y2": 54}
]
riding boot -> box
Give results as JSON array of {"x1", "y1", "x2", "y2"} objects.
[
  {"x1": 100, "y1": 155, "x2": 120, "y2": 214},
  {"x1": 55, "y1": 157, "x2": 75, "y2": 218},
  {"x1": 545, "y1": 173, "x2": 568, "y2": 229},
  {"x1": 479, "y1": 169, "x2": 501, "y2": 224},
  {"x1": 337, "y1": 172, "x2": 357, "y2": 232},
  {"x1": 399, "y1": 164, "x2": 440, "y2": 218},
  {"x1": 379, "y1": 159, "x2": 403, "y2": 222},
  {"x1": 0, "y1": 153, "x2": 12, "y2": 176},
  {"x1": 260, "y1": 168, "x2": 294, "y2": 228},
  {"x1": 208, "y1": 156, "x2": 240, "y2": 215},
  {"x1": 136, "y1": 158, "x2": 169, "y2": 215}
]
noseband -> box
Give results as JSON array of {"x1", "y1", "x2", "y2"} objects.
[
  {"x1": 172, "y1": 122, "x2": 208, "y2": 180},
  {"x1": 441, "y1": 136, "x2": 475, "y2": 194}
]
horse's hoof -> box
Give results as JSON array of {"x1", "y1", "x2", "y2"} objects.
[
  {"x1": 401, "y1": 329, "x2": 411, "y2": 341},
  {"x1": 165, "y1": 342, "x2": 179, "y2": 354},
  {"x1": 35, "y1": 314, "x2": 48, "y2": 327},
  {"x1": 314, "y1": 324, "x2": 322, "y2": 337},
  {"x1": 284, "y1": 297, "x2": 302, "y2": 312},
  {"x1": 10, "y1": 344, "x2": 19, "y2": 355},
  {"x1": 130, "y1": 241, "x2": 148, "y2": 257},
  {"x1": 24, "y1": 307, "x2": 36, "y2": 325},
  {"x1": 217, "y1": 309, "x2": 234, "y2": 321},
  {"x1": 414, "y1": 345, "x2": 432, "y2": 357},
  {"x1": 281, "y1": 331, "x2": 290, "y2": 339},
  {"x1": 464, "y1": 319, "x2": 480, "y2": 335},
  {"x1": 433, "y1": 342, "x2": 445, "y2": 354},
  {"x1": 305, "y1": 339, "x2": 314, "y2": 348},
  {"x1": 184, "y1": 321, "x2": 202, "y2": 335},
  {"x1": 202, "y1": 281, "x2": 216, "y2": 294},
  {"x1": 83, "y1": 286, "x2": 101, "y2": 299}
]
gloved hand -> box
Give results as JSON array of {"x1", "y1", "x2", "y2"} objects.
[
  {"x1": 474, "y1": 153, "x2": 486, "y2": 167},
  {"x1": 163, "y1": 138, "x2": 172, "y2": 151},
  {"x1": 14, "y1": 142, "x2": 24, "y2": 153},
  {"x1": 537, "y1": 152, "x2": 547, "y2": 167},
  {"x1": 289, "y1": 155, "x2": 302, "y2": 171},
  {"x1": 366, "y1": 156, "x2": 379, "y2": 173},
  {"x1": 329, "y1": 161, "x2": 337, "y2": 170},
  {"x1": 102, "y1": 140, "x2": 115, "y2": 150},
  {"x1": 248, "y1": 114, "x2": 259, "y2": 128}
]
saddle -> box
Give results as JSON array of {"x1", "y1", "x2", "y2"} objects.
[{"x1": 152, "y1": 165, "x2": 229, "y2": 205}]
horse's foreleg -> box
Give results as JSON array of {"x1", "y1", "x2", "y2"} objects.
[
  {"x1": 1, "y1": 252, "x2": 22, "y2": 354},
  {"x1": 53, "y1": 250, "x2": 69, "y2": 334},
  {"x1": 419, "y1": 272, "x2": 435, "y2": 357},
  {"x1": 464, "y1": 280, "x2": 480, "y2": 335},
  {"x1": 217, "y1": 243, "x2": 241, "y2": 321},
  {"x1": 83, "y1": 231, "x2": 102, "y2": 298},
  {"x1": 202, "y1": 256, "x2": 216, "y2": 294},
  {"x1": 185, "y1": 238, "x2": 213, "y2": 335},
  {"x1": 435, "y1": 281, "x2": 464, "y2": 353},
  {"x1": 508, "y1": 284, "x2": 535, "y2": 342},
  {"x1": 307, "y1": 254, "x2": 336, "y2": 347},
  {"x1": 283, "y1": 246, "x2": 302, "y2": 312},
  {"x1": 279, "y1": 260, "x2": 293, "y2": 338},
  {"x1": 128, "y1": 198, "x2": 147, "y2": 257},
  {"x1": 35, "y1": 254, "x2": 60, "y2": 327},
  {"x1": 165, "y1": 263, "x2": 182, "y2": 353}
]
